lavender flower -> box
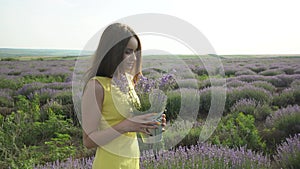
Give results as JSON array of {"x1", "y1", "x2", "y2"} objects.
[
  {"x1": 234, "y1": 75, "x2": 265, "y2": 83},
  {"x1": 34, "y1": 142, "x2": 272, "y2": 168},
  {"x1": 223, "y1": 66, "x2": 240, "y2": 76},
  {"x1": 266, "y1": 105, "x2": 300, "y2": 127},
  {"x1": 140, "y1": 142, "x2": 271, "y2": 169},
  {"x1": 45, "y1": 82, "x2": 72, "y2": 90},
  {"x1": 112, "y1": 74, "x2": 143, "y2": 113},
  {"x1": 259, "y1": 69, "x2": 285, "y2": 76},
  {"x1": 230, "y1": 98, "x2": 257, "y2": 113},
  {"x1": 295, "y1": 68, "x2": 300, "y2": 74},
  {"x1": 159, "y1": 74, "x2": 177, "y2": 91},
  {"x1": 135, "y1": 75, "x2": 156, "y2": 93},
  {"x1": 235, "y1": 69, "x2": 257, "y2": 76},
  {"x1": 28, "y1": 88, "x2": 61, "y2": 101},
  {"x1": 226, "y1": 85, "x2": 273, "y2": 111},
  {"x1": 273, "y1": 133, "x2": 300, "y2": 169},
  {"x1": 245, "y1": 64, "x2": 267, "y2": 73},
  {"x1": 17, "y1": 82, "x2": 45, "y2": 96},
  {"x1": 226, "y1": 79, "x2": 247, "y2": 88},
  {"x1": 250, "y1": 81, "x2": 276, "y2": 93},
  {"x1": 34, "y1": 157, "x2": 94, "y2": 169},
  {"x1": 0, "y1": 88, "x2": 14, "y2": 107}
]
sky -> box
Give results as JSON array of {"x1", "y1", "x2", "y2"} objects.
[{"x1": 0, "y1": 0, "x2": 299, "y2": 55}]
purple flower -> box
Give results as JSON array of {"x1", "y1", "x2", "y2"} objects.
[
  {"x1": 34, "y1": 157, "x2": 94, "y2": 169},
  {"x1": 273, "y1": 134, "x2": 300, "y2": 169},
  {"x1": 266, "y1": 105, "x2": 300, "y2": 127},
  {"x1": 139, "y1": 142, "x2": 271, "y2": 168}
]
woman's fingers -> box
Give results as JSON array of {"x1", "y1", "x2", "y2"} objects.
[
  {"x1": 140, "y1": 123, "x2": 158, "y2": 129},
  {"x1": 126, "y1": 113, "x2": 166, "y2": 134},
  {"x1": 138, "y1": 126, "x2": 155, "y2": 135},
  {"x1": 130, "y1": 113, "x2": 157, "y2": 123},
  {"x1": 137, "y1": 127, "x2": 149, "y2": 133},
  {"x1": 161, "y1": 113, "x2": 166, "y2": 132},
  {"x1": 161, "y1": 114, "x2": 166, "y2": 126},
  {"x1": 140, "y1": 113, "x2": 158, "y2": 120}
]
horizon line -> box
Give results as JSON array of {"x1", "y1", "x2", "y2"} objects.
[{"x1": 1, "y1": 47, "x2": 300, "y2": 56}]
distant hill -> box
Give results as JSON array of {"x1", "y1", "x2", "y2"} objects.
[{"x1": 0, "y1": 48, "x2": 93, "y2": 58}]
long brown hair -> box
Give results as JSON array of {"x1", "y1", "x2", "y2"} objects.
[{"x1": 83, "y1": 23, "x2": 142, "y2": 88}]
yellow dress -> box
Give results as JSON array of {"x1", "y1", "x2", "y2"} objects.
[{"x1": 91, "y1": 76, "x2": 140, "y2": 169}]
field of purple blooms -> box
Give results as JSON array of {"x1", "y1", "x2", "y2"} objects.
[{"x1": 0, "y1": 56, "x2": 300, "y2": 168}]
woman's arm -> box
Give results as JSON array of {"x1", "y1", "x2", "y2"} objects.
[{"x1": 82, "y1": 79, "x2": 159, "y2": 149}]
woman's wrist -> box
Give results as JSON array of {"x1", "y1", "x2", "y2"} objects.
[{"x1": 113, "y1": 120, "x2": 129, "y2": 134}]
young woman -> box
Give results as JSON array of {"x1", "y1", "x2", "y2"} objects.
[{"x1": 81, "y1": 23, "x2": 166, "y2": 169}]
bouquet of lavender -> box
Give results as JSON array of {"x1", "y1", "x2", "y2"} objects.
[
  {"x1": 110, "y1": 73, "x2": 143, "y2": 117},
  {"x1": 112, "y1": 73, "x2": 167, "y2": 141},
  {"x1": 135, "y1": 89, "x2": 167, "y2": 143},
  {"x1": 135, "y1": 89, "x2": 167, "y2": 117}
]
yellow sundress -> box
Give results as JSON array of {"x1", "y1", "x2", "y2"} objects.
[{"x1": 91, "y1": 76, "x2": 140, "y2": 169}]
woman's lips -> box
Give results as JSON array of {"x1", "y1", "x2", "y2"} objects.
[{"x1": 128, "y1": 63, "x2": 134, "y2": 68}]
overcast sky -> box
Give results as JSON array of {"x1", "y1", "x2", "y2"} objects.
[{"x1": 0, "y1": 0, "x2": 299, "y2": 54}]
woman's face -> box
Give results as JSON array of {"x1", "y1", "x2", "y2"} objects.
[{"x1": 121, "y1": 37, "x2": 138, "y2": 74}]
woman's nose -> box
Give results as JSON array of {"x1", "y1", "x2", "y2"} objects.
[{"x1": 130, "y1": 53, "x2": 137, "y2": 61}]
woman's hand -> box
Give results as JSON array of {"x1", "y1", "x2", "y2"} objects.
[{"x1": 118, "y1": 113, "x2": 160, "y2": 135}]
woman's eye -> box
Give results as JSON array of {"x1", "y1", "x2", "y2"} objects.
[{"x1": 125, "y1": 50, "x2": 131, "y2": 55}]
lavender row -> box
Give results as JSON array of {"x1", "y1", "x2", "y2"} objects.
[
  {"x1": 34, "y1": 142, "x2": 272, "y2": 169},
  {"x1": 34, "y1": 133, "x2": 300, "y2": 169}
]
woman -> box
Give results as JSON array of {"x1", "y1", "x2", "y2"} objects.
[{"x1": 81, "y1": 23, "x2": 166, "y2": 169}]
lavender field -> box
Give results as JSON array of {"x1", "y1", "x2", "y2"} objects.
[{"x1": 0, "y1": 55, "x2": 300, "y2": 168}]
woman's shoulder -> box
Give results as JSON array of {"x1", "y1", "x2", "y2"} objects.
[
  {"x1": 82, "y1": 78, "x2": 104, "y2": 101},
  {"x1": 82, "y1": 79, "x2": 105, "y2": 110},
  {"x1": 89, "y1": 76, "x2": 112, "y2": 91},
  {"x1": 85, "y1": 78, "x2": 104, "y2": 92}
]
